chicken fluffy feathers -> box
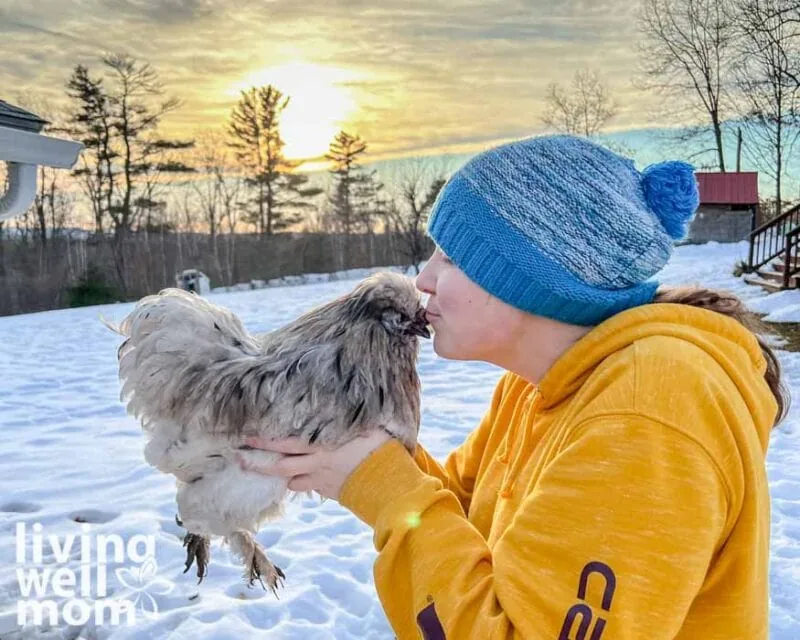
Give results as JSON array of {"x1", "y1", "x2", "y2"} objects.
[{"x1": 109, "y1": 272, "x2": 428, "y2": 592}]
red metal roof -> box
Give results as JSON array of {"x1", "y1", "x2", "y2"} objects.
[{"x1": 695, "y1": 172, "x2": 759, "y2": 205}]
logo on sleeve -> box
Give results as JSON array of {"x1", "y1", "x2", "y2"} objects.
[
  {"x1": 558, "y1": 561, "x2": 616, "y2": 640},
  {"x1": 417, "y1": 597, "x2": 446, "y2": 640}
]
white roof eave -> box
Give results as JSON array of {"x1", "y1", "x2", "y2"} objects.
[{"x1": 0, "y1": 124, "x2": 83, "y2": 169}]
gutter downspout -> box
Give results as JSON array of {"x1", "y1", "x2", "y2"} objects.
[{"x1": 0, "y1": 162, "x2": 38, "y2": 221}]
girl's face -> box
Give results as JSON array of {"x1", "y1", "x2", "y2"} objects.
[{"x1": 415, "y1": 248, "x2": 526, "y2": 363}]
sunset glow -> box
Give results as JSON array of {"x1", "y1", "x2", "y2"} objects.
[
  {"x1": 227, "y1": 62, "x2": 360, "y2": 160},
  {"x1": 4, "y1": 1, "x2": 655, "y2": 163}
]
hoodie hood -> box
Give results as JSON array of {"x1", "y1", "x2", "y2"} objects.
[{"x1": 537, "y1": 302, "x2": 778, "y2": 453}]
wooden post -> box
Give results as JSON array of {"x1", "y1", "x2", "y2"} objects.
[
  {"x1": 736, "y1": 128, "x2": 743, "y2": 173},
  {"x1": 784, "y1": 233, "x2": 792, "y2": 289}
]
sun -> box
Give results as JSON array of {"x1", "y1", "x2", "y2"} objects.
[{"x1": 227, "y1": 62, "x2": 359, "y2": 161}]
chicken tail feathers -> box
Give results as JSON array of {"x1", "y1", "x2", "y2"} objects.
[{"x1": 113, "y1": 288, "x2": 263, "y2": 432}]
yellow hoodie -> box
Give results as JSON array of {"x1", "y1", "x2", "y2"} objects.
[{"x1": 339, "y1": 302, "x2": 778, "y2": 639}]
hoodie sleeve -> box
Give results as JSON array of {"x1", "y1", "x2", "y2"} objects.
[
  {"x1": 411, "y1": 373, "x2": 511, "y2": 515},
  {"x1": 411, "y1": 434, "x2": 487, "y2": 516},
  {"x1": 338, "y1": 413, "x2": 729, "y2": 640}
]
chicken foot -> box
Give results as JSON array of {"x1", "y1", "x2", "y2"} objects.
[
  {"x1": 176, "y1": 515, "x2": 210, "y2": 583},
  {"x1": 227, "y1": 530, "x2": 286, "y2": 597}
]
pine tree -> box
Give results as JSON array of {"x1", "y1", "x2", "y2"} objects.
[
  {"x1": 66, "y1": 64, "x2": 116, "y2": 235},
  {"x1": 326, "y1": 131, "x2": 382, "y2": 239},
  {"x1": 228, "y1": 86, "x2": 320, "y2": 235}
]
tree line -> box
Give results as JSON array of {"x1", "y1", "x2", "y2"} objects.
[{"x1": 0, "y1": 53, "x2": 446, "y2": 312}]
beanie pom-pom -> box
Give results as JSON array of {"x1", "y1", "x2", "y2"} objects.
[{"x1": 641, "y1": 161, "x2": 699, "y2": 240}]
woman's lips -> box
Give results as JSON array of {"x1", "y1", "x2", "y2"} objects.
[{"x1": 425, "y1": 311, "x2": 440, "y2": 322}]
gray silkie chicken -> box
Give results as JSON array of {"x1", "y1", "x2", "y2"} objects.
[{"x1": 109, "y1": 272, "x2": 430, "y2": 595}]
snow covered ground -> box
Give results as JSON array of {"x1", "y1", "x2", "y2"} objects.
[{"x1": 0, "y1": 240, "x2": 798, "y2": 638}]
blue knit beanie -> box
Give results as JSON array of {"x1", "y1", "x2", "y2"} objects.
[{"x1": 426, "y1": 134, "x2": 700, "y2": 326}]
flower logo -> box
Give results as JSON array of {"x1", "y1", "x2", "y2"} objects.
[{"x1": 115, "y1": 556, "x2": 173, "y2": 619}]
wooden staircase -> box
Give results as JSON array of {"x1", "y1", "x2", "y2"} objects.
[{"x1": 744, "y1": 203, "x2": 800, "y2": 292}]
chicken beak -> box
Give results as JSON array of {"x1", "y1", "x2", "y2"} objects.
[
  {"x1": 410, "y1": 309, "x2": 432, "y2": 339},
  {"x1": 414, "y1": 324, "x2": 432, "y2": 339}
]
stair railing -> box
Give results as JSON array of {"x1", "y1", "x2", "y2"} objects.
[{"x1": 748, "y1": 202, "x2": 800, "y2": 272}]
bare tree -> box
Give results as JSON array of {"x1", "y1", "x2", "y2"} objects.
[
  {"x1": 86, "y1": 53, "x2": 190, "y2": 293},
  {"x1": 137, "y1": 138, "x2": 195, "y2": 234},
  {"x1": 191, "y1": 130, "x2": 244, "y2": 285},
  {"x1": 735, "y1": 0, "x2": 800, "y2": 217},
  {"x1": 384, "y1": 160, "x2": 446, "y2": 274},
  {"x1": 13, "y1": 207, "x2": 35, "y2": 244},
  {"x1": 192, "y1": 131, "x2": 228, "y2": 238},
  {"x1": 31, "y1": 165, "x2": 73, "y2": 248},
  {"x1": 541, "y1": 69, "x2": 618, "y2": 137},
  {"x1": 219, "y1": 174, "x2": 243, "y2": 286},
  {"x1": 638, "y1": 0, "x2": 736, "y2": 171},
  {"x1": 103, "y1": 53, "x2": 183, "y2": 236},
  {"x1": 33, "y1": 166, "x2": 52, "y2": 246},
  {"x1": 191, "y1": 130, "x2": 226, "y2": 280}
]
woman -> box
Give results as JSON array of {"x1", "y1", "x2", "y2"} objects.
[{"x1": 241, "y1": 135, "x2": 787, "y2": 639}]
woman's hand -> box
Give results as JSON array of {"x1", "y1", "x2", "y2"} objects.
[{"x1": 236, "y1": 430, "x2": 392, "y2": 500}]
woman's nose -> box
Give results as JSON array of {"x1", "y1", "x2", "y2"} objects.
[{"x1": 415, "y1": 260, "x2": 436, "y2": 295}]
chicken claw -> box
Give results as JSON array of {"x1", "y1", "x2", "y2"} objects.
[
  {"x1": 182, "y1": 532, "x2": 210, "y2": 583},
  {"x1": 227, "y1": 530, "x2": 285, "y2": 598},
  {"x1": 247, "y1": 546, "x2": 286, "y2": 597}
]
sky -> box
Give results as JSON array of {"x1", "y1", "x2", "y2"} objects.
[{"x1": 0, "y1": 0, "x2": 667, "y2": 163}]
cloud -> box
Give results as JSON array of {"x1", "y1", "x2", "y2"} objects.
[
  {"x1": 0, "y1": 13, "x2": 86, "y2": 44},
  {"x1": 0, "y1": 0, "x2": 660, "y2": 158},
  {"x1": 99, "y1": 0, "x2": 216, "y2": 25}
]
